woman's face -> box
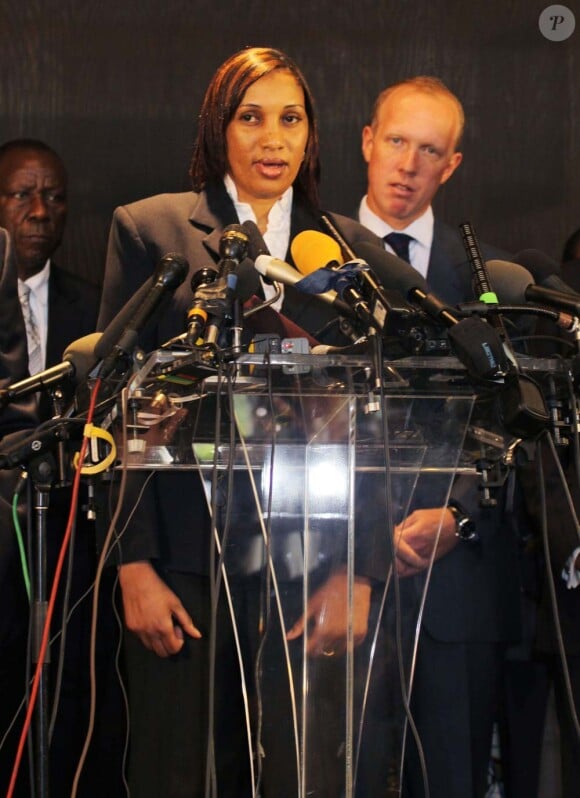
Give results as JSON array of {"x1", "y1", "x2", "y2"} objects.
[{"x1": 225, "y1": 69, "x2": 309, "y2": 206}]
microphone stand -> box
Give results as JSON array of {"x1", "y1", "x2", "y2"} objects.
[
  {"x1": 460, "y1": 223, "x2": 549, "y2": 438},
  {"x1": 27, "y1": 449, "x2": 58, "y2": 798},
  {"x1": 2, "y1": 400, "x2": 75, "y2": 798},
  {"x1": 364, "y1": 328, "x2": 383, "y2": 413}
]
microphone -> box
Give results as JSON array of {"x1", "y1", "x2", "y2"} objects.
[
  {"x1": 353, "y1": 241, "x2": 462, "y2": 327},
  {"x1": 459, "y1": 222, "x2": 499, "y2": 304},
  {"x1": 202, "y1": 225, "x2": 248, "y2": 346},
  {"x1": 292, "y1": 232, "x2": 453, "y2": 353},
  {"x1": 253, "y1": 251, "x2": 354, "y2": 318},
  {"x1": 235, "y1": 257, "x2": 263, "y2": 303},
  {"x1": 217, "y1": 224, "x2": 249, "y2": 272},
  {"x1": 239, "y1": 219, "x2": 281, "y2": 302},
  {"x1": 244, "y1": 222, "x2": 344, "y2": 295},
  {"x1": 0, "y1": 333, "x2": 102, "y2": 409},
  {"x1": 239, "y1": 219, "x2": 287, "y2": 318},
  {"x1": 97, "y1": 253, "x2": 188, "y2": 377},
  {"x1": 0, "y1": 418, "x2": 73, "y2": 469},
  {"x1": 459, "y1": 221, "x2": 521, "y2": 354},
  {"x1": 514, "y1": 249, "x2": 579, "y2": 296},
  {"x1": 291, "y1": 229, "x2": 343, "y2": 272},
  {"x1": 291, "y1": 229, "x2": 391, "y2": 389},
  {"x1": 353, "y1": 241, "x2": 509, "y2": 380},
  {"x1": 484, "y1": 260, "x2": 539, "y2": 304},
  {"x1": 184, "y1": 258, "x2": 259, "y2": 347},
  {"x1": 453, "y1": 244, "x2": 551, "y2": 436},
  {"x1": 241, "y1": 219, "x2": 270, "y2": 262},
  {"x1": 94, "y1": 276, "x2": 154, "y2": 360},
  {"x1": 185, "y1": 267, "x2": 219, "y2": 344},
  {"x1": 233, "y1": 222, "x2": 320, "y2": 347},
  {"x1": 356, "y1": 241, "x2": 549, "y2": 434},
  {"x1": 292, "y1": 230, "x2": 398, "y2": 333},
  {"x1": 486, "y1": 260, "x2": 580, "y2": 327}
]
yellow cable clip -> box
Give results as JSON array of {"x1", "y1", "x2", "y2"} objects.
[{"x1": 73, "y1": 423, "x2": 117, "y2": 474}]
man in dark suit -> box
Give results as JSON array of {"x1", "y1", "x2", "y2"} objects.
[
  {"x1": 0, "y1": 139, "x2": 100, "y2": 413},
  {"x1": 0, "y1": 139, "x2": 119, "y2": 797},
  {"x1": 357, "y1": 77, "x2": 521, "y2": 798}
]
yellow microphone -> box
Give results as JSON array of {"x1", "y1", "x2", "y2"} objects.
[
  {"x1": 291, "y1": 230, "x2": 382, "y2": 332},
  {"x1": 290, "y1": 230, "x2": 343, "y2": 275}
]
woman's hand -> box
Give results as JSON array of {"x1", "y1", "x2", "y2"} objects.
[{"x1": 118, "y1": 561, "x2": 202, "y2": 657}]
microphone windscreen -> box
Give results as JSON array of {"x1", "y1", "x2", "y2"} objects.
[
  {"x1": 236, "y1": 257, "x2": 263, "y2": 303},
  {"x1": 241, "y1": 220, "x2": 270, "y2": 260},
  {"x1": 94, "y1": 275, "x2": 155, "y2": 359},
  {"x1": 63, "y1": 332, "x2": 102, "y2": 380},
  {"x1": 446, "y1": 317, "x2": 507, "y2": 381},
  {"x1": 291, "y1": 230, "x2": 343, "y2": 275},
  {"x1": 155, "y1": 253, "x2": 189, "y2": 288},
  {"x1": 514, "y1": 249, "x2": 561, "y2": 281},
  {"x1": 219, "y1": 225, "x2": 249, "y2": 261},
  {"x1": 485, "y1": 260, "x2": 534, "y2": 304},
  {"x1": 352, "y1": 241, "x2": 430, "y2": 296},
  {"x1": 514, "y1": 249, "x2": 579, "y2": 296}
]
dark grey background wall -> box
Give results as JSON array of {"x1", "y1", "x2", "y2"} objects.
[{"x1": 0, "y1": 0, "x2": 578, "y2": 286}]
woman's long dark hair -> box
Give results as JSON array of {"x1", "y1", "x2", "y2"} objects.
[{"x1": 189, "y1": 47, "x2": 320, "y2": 208}]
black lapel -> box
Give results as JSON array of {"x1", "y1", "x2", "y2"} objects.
[
  {"x1": 427, "y1": 220, "x2": 473, "y2": 305},
  {"x1": 196, "y1": 181, "x2": 241, "y2": 260}
]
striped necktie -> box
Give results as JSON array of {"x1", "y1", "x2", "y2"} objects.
[
  {"x1": 20, "y1": 283, "x2": 43, "y2": 376},
  {"x1": 384, "y1": 232, "x2": 413, "y2": 264}
]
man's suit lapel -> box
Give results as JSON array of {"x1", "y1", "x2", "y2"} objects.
[
  {"x1": 42, "y1": 267, "x2": 81, "y2": 418},
  {"x1": 427, "y1": 219, "x2": 474, "y2": 306},
  {"x1": 46, "y1": 266, "x2": 97, "y2": 366},
  {"x1": 47, "y1": 266, "x2": 75, "y2": 365}
]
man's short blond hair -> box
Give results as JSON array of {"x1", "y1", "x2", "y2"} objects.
[{"x1": 370, "y1": 76, "x2": 465, "y2": 150}]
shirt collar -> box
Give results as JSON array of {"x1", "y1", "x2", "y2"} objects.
[
  {"x1": 358, "y1": 196, "x2": 434, "y2": 251},
  {"x1": 223, "y1": 174, "x2": 293, "y2": 261},
  {"x1": 224, "y1": 174, "x2": 293, "y2": 227},
  {"x1": 18, "y1": 259, "x2": 51, "y2": 296}
]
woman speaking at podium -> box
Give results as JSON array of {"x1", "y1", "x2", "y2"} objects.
[{"x1": 97, "y1": 46, "x2": 384, "y2": 796}]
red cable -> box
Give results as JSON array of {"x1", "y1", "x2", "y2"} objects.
[{"x1": 6, "y1": 378, "x2": 102, "y2": 798}]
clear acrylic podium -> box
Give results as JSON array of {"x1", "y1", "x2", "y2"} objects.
[{"x1": 111, "y1": 350, "x2": 540, "y2": 797}]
